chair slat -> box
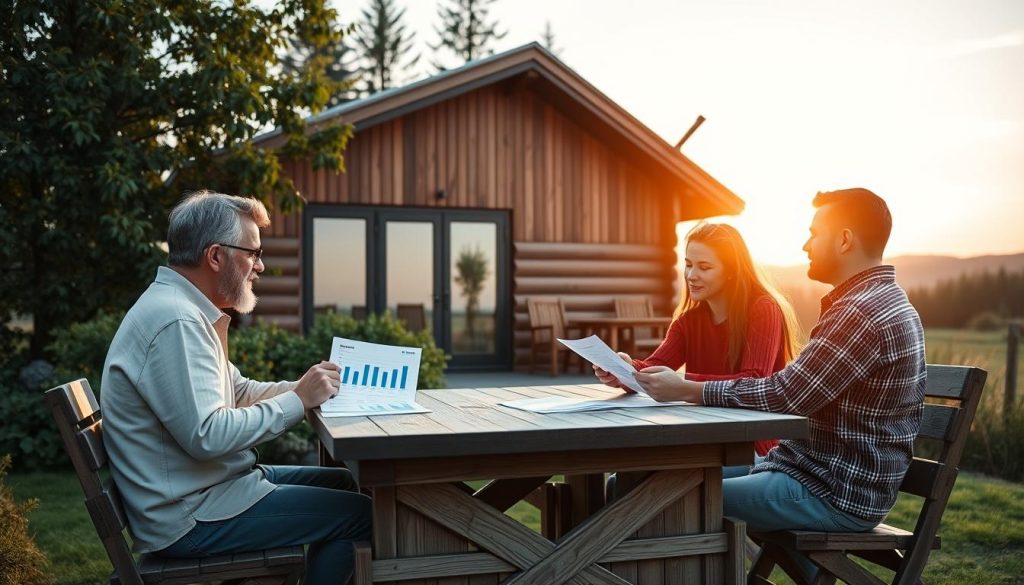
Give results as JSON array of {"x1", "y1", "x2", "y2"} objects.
[
  {"x1": 77, "y1": 420, "x2": 107, "y2": 471},
  {"x1": 924, "y1": 365, "x2": 973, "y2": 400},
  {"x1": 917, "y1": 404, "x2": 956, "y2": 442},
  {"x1": 899, "y1": 459, "x2": 941, "y2": 499}
]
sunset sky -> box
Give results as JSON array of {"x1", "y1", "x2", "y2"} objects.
[{"x1": 339, "y1": 0, "x2": 1024, "y2": 266}]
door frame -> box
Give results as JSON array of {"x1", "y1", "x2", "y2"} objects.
[{"x1": 302, "y1": 205, "x2": 512, "y2": 371}]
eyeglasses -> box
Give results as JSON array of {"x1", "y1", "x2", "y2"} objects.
[{"x1": 217, "y1": 243, "x2": 263, "y2": 260}]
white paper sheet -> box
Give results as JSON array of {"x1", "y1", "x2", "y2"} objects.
[
  {"x1": 556, "y1": 335, "x2": 647, "y2": 395},
  {"x1": 501, "y1": 393, "x2": 690, "y2": 413},
  {"x1": 320, "y1": 337, "x2": 431, "y2": 417}
]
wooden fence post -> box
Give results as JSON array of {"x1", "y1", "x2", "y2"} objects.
[{"x1": 1008, "y1": 322, "x2": 1021, "y2": 421}]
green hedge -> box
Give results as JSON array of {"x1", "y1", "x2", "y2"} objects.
[{"x1": 0, "y1": 309, "x2": 449, "y2": 469}]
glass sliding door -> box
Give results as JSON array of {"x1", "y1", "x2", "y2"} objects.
[
  {"x1": 448, "y1": 221, "x2": 497, "y2": 356},
  {"x1": 304, "y1": 206, "x2": 510, "y2": 370},
  {"x1": 309, "y1": 216, "x2": 368, "y2": 318}
]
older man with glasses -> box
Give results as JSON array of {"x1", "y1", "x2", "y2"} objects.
[{"x1": 100, "y1": 190, "x2": 371, "y2": 585}]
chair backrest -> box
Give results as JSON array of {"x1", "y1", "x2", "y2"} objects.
[
  {"x1": 351, "y1": 305, "x2": 367, "y2": 320},
  {"x1": 44, "y1": 379, "x2": 145, "y2": 585},
  {"x1": 890, "y1": 364, "x2": 987, "y2": 584},
  {"x1": 396, "y1": 303, "x2": 427, "y2": 332},
  {"x1": 526, "y1": 297, "x2": 567, "y2": 338},
  {"x1": 614, "y1": 297, "x2": 653, "y2": 319}
]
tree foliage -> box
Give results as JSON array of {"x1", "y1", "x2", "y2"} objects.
[
  {"x1": 430, "y1": 0, "x2": 507, "y2": 70},
  {"x1": 280, "y1": 13, "x2": 361, "y2": 107},
  {"x1": 907, "y1": 267, "x2": 1024, "y2": 329},
  {"x1": 354, "y1": 0, "x2": 421, "y2": 94},
  {"x1": 0, "y1": 0, "x2": 354, "y2": 356}
]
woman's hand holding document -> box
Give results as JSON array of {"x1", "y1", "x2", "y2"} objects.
[{"x1": 557, "y1": 335, "x2": 648, "y2": 395}]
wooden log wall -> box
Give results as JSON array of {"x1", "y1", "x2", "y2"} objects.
[{"x1": 512, "y1": 241, "x2": 677, "y2": 368}]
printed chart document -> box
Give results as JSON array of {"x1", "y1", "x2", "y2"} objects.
[
  {"x1": 556, "y1": 335, "x2": 647, "y2": 395},
  {"x1": 501, "y1": 392, "x2": 690, "y2": 414},
  {"x1": 320, "y1": 337, "x2": 430, "y2": 417}
]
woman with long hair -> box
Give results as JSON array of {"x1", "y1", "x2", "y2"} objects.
[{"x1": 594, "y1": 222, "x2": 800, "y2": 456}]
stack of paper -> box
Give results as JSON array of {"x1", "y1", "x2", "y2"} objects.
[{"x1": 501, "y1": 393, "x2": 689, "y2": 414}]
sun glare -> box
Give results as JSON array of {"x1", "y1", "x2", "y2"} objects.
[{"x1": 677, "y1": 199, "x2": 815, "y2": 269}]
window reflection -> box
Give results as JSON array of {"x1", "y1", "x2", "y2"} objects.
[
  {"x1": 450, "y1": 222, "x2": 496, "y2": 354},
  {"x1": 312, "y1": 218, "x2": 366, "y2": 317},
  {"x1": 386, "y1": 222, "x2": 434, "y2": 329}
]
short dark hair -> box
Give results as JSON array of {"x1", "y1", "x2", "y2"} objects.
[{"x1": 812, "y1": 188, "x2": 892, "y2": 257}]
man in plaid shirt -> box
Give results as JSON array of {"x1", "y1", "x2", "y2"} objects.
[{"x1": 635, "y1": 188, "x2": 926, "y2": 578}]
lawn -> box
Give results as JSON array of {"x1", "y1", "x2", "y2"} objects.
[{"x1": 8, "y1": 470, "x2": 1024, "y2": 584}]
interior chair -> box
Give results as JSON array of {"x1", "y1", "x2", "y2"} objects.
[
  {"x1": 396, "y1": 303, "x2": 427, "y2": 333},
  {"x1": 747, "y1": 364, "x2": 987, "y2": 585},
  {"x1": 44, "y1": 379, "x2": 305, "y2": 585}
]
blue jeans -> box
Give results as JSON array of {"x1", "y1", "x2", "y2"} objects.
[
  {"x1": 161, "y1": 465, "x2": 372, "y2": 585},
  {"x1": 723, "y1": 468, "x2": 876, "y2": 579}
]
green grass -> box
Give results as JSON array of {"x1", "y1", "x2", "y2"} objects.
[{"x1": 10, "y1": 471, "x2": 1024, "y2": 584}]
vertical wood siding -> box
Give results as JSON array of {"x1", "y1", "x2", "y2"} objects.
[{"x1": 257, "y1": 83, "x2": 682, "y2": 369}]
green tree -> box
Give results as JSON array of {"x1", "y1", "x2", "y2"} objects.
[
  {"x1": 430, "y1": 0, "x2": 507, "y2": 71},
  {"x1": 354, "y1": 0, "x2": 421, "y2": 94},
  {"x1": 454, "y1": 246, "x2": 489, "y2": 344},
  {"x1": 280, "y1": 15, "x2": 362, "y2": 107},
  {"x1": 1, "y1": 0, "x2": 354, "y2": 357}
]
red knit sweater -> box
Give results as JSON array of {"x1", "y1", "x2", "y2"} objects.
[{"x1": 633, "y1": 295, "x2": 786, "y2": 456}]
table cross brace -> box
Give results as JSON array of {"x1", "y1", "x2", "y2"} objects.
[{"x1": 397, "y1": 468, "x2": 703, "y2": 585}]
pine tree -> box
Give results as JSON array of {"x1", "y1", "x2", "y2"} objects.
[
  {"x1": 354, "y1": 0, "x2": 421, "y2": 94},
  {"x1": 540, "y1": 20, "x2": 561, "y2": 56},
  {"x1": 281, "y1": 18, "x2": 361, "y2": 106},
  {"x1": 430, "y1": 0, "x2": 507, "y2": 70}
]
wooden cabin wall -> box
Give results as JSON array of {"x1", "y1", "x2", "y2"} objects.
[{"x1": 255, "y1": 84, "x2": 681, "y2": 368}]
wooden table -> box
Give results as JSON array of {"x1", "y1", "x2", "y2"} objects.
[
  {"x1": 311, "y1": 383, "x2": 807, "y2": 585},
  {"x1": 569, "y1": 316, "x2": 673, "y2": 353}
]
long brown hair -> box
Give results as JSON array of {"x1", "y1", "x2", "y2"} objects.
[{"x1": 674, "y1": 223, "x2": 800, "y2": 370}]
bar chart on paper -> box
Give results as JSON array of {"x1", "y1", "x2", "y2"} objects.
[{"x1": 321, "y1": 337, "x2": 429, "y2": 417}]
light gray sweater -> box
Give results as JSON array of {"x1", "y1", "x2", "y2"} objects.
[{"x1": 101, "y1": 267, "x2": 305, "y2": 552}]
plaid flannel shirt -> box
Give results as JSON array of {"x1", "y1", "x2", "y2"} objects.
[{"x1": 704, "y1": 265, "x2": 926, "y2": 523}]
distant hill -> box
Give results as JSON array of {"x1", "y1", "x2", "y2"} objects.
[
  {"x1": 759, "y1": 252, "x2": 1024, "y2": 335},
  {"x1": 764, "y1": 252, "x2": 1024, "y2": 292}
]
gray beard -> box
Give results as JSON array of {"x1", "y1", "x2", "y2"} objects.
[{"x1": 219, "y1": 267, "x2": 258, "y2": 314}]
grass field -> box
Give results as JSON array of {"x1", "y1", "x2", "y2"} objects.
[{"x1": 6, "y1": 326, "x2": 1022, "y2": 584}]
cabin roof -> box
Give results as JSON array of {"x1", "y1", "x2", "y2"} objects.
[{"x1": 254, "y1": 43, "x2": 744, "y2": 219}]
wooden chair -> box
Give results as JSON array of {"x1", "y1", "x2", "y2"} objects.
[
  {"x1": 396, "y1": 303, "x2": 427, "y2": 333},
  {"x1": 526, "y1": 297, "x2": 581, "y2": 376},
  {"x1": 44, "y1": 379, "x2": 305, "y2": 585},
  {"x1": 613, "y1": 297, "x2": 666, "y2": 357},
  {"x1": 747, "y1": 364, "x2": 987, "y2": 585},
  {"x1": 351, "y1": 305, "x2": 367, "y2": 320}
]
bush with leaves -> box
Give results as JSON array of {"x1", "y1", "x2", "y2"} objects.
[
  {"x1": 233, "y1": 311, "x2": 449, "y2": 463},
  {"x1": 47, "y1": 310, "x2": 126, "y2": 392},
  {"x1": 0, "y1": 455, "x2": 49, "y2": 584}
]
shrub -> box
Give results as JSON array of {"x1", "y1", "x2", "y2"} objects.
[
  {"x1": 0, "y1": 360, "x2": 65, "y2": 470},
  {"x1": 0, "y1": 455, "x2": 49, "y2": 585},
  {"x1": 47, "y1": 309, "x2": 125, "y2": 392},
  {"x1": 235, "y1": 311, "x2": 450, "y2": 463}
]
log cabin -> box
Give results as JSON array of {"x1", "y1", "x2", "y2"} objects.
[{"x1": 250, "y1": 43, "x2": 743, "y2": 370}]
